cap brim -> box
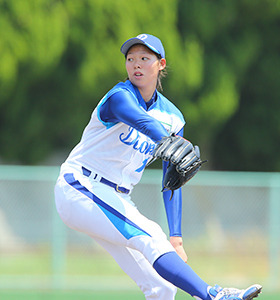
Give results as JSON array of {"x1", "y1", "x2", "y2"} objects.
[{"x1": 120, "y1": 38, "x2": 160, "y2": 56}]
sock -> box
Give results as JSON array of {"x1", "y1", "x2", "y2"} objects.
[{"x1": 153, "y1": 252, "x2": 212, "y2": 300}]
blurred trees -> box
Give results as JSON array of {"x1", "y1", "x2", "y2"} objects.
[
  {"x1": 175, "y1": 0, "x2": 280, "y2": 171},
  {"x1": 212, "y1": 1, "x2": 280, "y2": 171},
  {"x1": 0, "y1": 0, "x2": 180, "y2": 164},
  {"x1": 0, "y1": 0, "x2": 279, "y2": 171}
]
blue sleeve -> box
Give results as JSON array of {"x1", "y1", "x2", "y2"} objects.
[
  {"x1": 162, "y1": 127, "x2": 184, "y2": 237},
  {"x1": 99, "y1": 90, "x2": 168, "y2": 142}
]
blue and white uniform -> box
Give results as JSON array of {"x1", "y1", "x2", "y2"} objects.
[
  {"x1": 55, "y1": 33, "x2": 263, "y2": 300},
  {"x1": 63, "y1": 80, "x2": 184, "y2": 190},
  {"x1": 55, "y1": 80, "x2": 185, "y2": 298},
  {"x1": 55, "y1": 33, "x2": 216, "y2": 300}
]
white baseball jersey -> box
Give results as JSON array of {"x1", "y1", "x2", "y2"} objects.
[{"x1": 62, "y1": 80, "x2": 185, "y2": 191}]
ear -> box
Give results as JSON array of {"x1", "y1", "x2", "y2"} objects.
[{"x1": 159, "y1": 58, "x2": 166, "y2": 70}]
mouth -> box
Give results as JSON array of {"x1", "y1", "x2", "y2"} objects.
[{"x1": 133, "y1": 72, "x2": 143, "y2": 77}]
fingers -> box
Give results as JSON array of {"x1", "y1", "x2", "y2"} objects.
[
  {"x1": 153, "y1": 135, "x2": 194, "y2": 162},
  {"x1": 177, "y1": 150, "x2": 200, "y2": 172},
  {"x1": 170, "y1": 142, "x2": 193, "y2": 164},
  {"x1": 161, "y1": 137, "x2": 186, "y2": 161}
]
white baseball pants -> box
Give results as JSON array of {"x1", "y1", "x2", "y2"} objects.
[{"x1": 54, "y1": 165, "x2": 177, "y2": 299}]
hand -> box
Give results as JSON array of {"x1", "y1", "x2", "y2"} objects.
[{"x1": 170, "y1": 236, "x2": 188, "y2": 263}]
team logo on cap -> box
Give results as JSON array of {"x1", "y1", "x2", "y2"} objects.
[{"x1": 137, "y1": 34, "x2": 147, "y2": 40}]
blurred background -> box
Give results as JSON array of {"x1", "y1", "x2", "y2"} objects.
[{"x1": 0, "y1": 0, "x2": 279, "y2": 299}]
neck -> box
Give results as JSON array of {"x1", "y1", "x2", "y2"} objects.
[{"x1": 138, "y1": 84, "x2": 157, "y2": 102}]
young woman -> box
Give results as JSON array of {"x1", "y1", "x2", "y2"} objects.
[{"x1": 54, "y1": 34, "x2": 262, "y2": 300}]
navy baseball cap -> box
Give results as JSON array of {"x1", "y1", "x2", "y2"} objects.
[{"x1": 121, "y1": 34, "x2": 165, "y2": 58}]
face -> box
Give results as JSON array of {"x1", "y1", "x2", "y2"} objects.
[{"x1": 125, "y1": 44, "x2": 166, "y2": 92}]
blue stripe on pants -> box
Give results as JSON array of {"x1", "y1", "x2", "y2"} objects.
[{"x1": 64, "y1": 173, "x2": 151, "y2": 239}]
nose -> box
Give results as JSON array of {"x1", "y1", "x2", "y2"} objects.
[{"x1": 133, "y1": 59, "x2": 141, "y2": 69}]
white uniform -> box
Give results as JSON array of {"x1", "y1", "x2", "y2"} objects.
[{"x1": 55, "y1": 80, "x2": 185, "y2": 299}]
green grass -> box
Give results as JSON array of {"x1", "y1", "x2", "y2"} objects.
[
  {"x1": 0, "y1": 290, "x2": 145, "y2": 300},
  {"x1": 0, "y1": 290, "x2": 278, "y2": 300},
  {"x1": 0, "y1": 249, "x2": 272, "y2": 278},
  {"x1": 0, "y1": 248, "x2": 279, "y2": 300}
]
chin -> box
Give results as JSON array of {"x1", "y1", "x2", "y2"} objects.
[{"x1": 130, "y1": 79, "x2": 143, "y2": 88}]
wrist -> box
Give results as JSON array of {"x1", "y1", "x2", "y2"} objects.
[{"x1": 170, "y1": 236, "x2": 183, "y2": 246}]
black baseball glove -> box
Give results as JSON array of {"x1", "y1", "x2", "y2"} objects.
[{"x1": 150, "y1": 134, "x2": 206, "y2": 194}]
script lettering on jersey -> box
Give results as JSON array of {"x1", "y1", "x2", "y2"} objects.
[{"x1": 119, "y1": 127, "x2": 155, "y2": 155}]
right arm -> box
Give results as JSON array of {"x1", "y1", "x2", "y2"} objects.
[{"x1": 99, "y1": 90, "x2": 168, "y2": 142}]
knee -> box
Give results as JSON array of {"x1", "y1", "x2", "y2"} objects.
[
  {"x1": 143, "y1": 283, "x2": 177, "y2": 300},
  {"x1": 157, "y1": 284, "x2": 177, "y2": 299}
]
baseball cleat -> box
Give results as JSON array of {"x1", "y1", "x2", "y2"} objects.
[{"x1": 209, "y1": 284, "x2": 262, "y2": 300}]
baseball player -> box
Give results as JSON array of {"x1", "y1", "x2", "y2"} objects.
[{"x1": 54, "y1": 34, "x2": 262, "y2": 300}]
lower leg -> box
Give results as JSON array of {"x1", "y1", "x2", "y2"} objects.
[
  {"x1": 95, "y1": 238, "x2": 177, "y2": 300},
  {"x1": 153, "y1": 251, "x2": 212, "y2": 300}
]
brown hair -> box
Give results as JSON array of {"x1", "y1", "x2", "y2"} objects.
[{"x1": 155, "y1": 53, "x2": 168, "y2": 92}]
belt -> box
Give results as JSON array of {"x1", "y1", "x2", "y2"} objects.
[{"x1": 82, "y1": 166, "x2": 130, "y2": 194}]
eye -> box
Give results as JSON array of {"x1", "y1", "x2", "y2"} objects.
[
  {"x1": 142, "y1": 57, "x2": 149, "y2": 61},
  {"x1": 127, "y1": 57, "x2": 133, "y2": 62}
]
